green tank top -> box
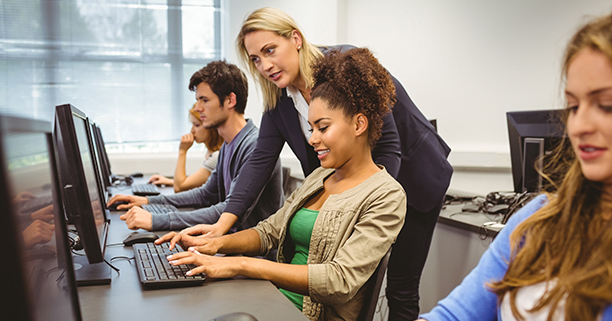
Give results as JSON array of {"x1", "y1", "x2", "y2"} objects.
[{"x1": 279, "y1": 207, "x2": 319, "y2": 310}]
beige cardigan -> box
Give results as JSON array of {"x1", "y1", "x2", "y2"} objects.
[{"x1": 252, "y1": 167, "x2": 406, "y2": 321}]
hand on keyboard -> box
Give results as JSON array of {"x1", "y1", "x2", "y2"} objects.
[
  {"x1": 148, "y1": 174, "x2": 174, "y2": 186},
  {"x1": 155, "y1": 227, "x2": 221, "y2": 254},
  {"x1": 120, "y1": 206, "x2": 153, "y2": 231},
  {"x1": 134, "y1": 243, "x2": 206, "y2": 289},
  {"x1": 167, "y1": 247, "x2": 240, "y2": 279},
  {"x1": 107, "y1": 194, "x2": 148, "y2": 210}
]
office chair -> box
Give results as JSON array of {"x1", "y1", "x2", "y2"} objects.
[{"x1": 356, "y1": 250, "x2": 391, "y2": 321}]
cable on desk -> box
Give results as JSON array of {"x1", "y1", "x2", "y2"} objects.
[
  {"x1": 448, "y1": 211, "x2": 472, "y2": 218},
  {"x1": 110, "y1": 256, "x2": 134, "y2": 263},
  {"x1": 501, "y1": 191, "x2": 537, "y2": 224},
  {"x1": 111, "y1": 174, "x2": 133, "y2": 186},
  {"x1": 478, "y1": 224, "x2": 494, "y2": 241},
  {"x1": 104, "y1": 258, "x2": 120, "y2": 275}
]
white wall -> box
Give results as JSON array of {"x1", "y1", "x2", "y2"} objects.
[{"x1": 221, "y1": 0, "x2": 612, "y2": 169}]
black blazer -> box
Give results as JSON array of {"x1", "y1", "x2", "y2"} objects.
[{"x1": 225, "y1": 45, "x2": 453, "y2": 216}]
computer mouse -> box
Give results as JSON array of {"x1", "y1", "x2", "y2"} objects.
[
  {"x1": 122, "y1": 232, "x2": 160, "y2": 246},
  {"x1": 208, "y1": 312, "x2": 258, "y2": 321},
  {"x1": 108, "y1": 200, "x2": 129, "y2": 211},
  {"x1": 130, "y1": 172, "x2": 144, "y2": 178}
]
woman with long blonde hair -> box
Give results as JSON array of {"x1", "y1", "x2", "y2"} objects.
[
  {"x1": 419, "y1": 13, "x2": 612, "y2": 321},
  {"x1": 196, "y1": 8, "x2": 453, "y2": 319},
  {"x1": 158, "y1": 48, "x2": 406, "y2": 321}
]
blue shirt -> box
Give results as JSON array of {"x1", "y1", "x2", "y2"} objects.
[
  {"x1": 222, "y1": 137, "x2": 238, "y2": 196},
  {"x1": 420, "y1": 194, "x2": 612, "y2": 320}
]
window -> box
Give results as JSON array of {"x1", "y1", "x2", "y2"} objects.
[{"x1": 0, "y1": 0, "x2": 222, "y2": 150}]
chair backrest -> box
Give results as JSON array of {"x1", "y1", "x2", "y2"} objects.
[
  {"x1": 356, "y1": 249, "x2": 391, "y2": 321},
  {"x1": 281, "y1": 166, "x2": 292, "y2": 198}
]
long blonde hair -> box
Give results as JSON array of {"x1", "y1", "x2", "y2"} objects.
[
  {"x1": 489, "y1": 13, "x2": 612, "y2": 321},
  {"x1": 236, "y1": 7, "x2": 323, "y2": 111}
]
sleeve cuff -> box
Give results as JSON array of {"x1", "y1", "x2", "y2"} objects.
[{"x1": 151, "y1": 213, "x2": 170, "y2": 231}]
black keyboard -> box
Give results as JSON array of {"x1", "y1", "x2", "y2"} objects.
[
  {"x1": 131, "y1": 184, "x2": 160, "y2": 196},
  {"x1": 133, "y1": 242, "x2": 206, "y2": 289},
  {"x1": 141, "y1": 203, "x2": 178, "y2": 214}
]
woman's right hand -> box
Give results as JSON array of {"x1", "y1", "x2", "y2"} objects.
[
  {"x1": 148, "y1": 174, "x2": 174, "y2": 186},
  {"x1": 179, "y1": 133, "x2": 195, "y2": 152}
]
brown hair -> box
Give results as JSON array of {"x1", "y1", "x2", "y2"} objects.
[
  {"x1": 188, "y1": 60, "x2": 248, "y2": 114},
  {"x1": 236, "y1": 7, "x2": 323, "y2": 111},
  {"x1": 310, "y1": 48, "x2": 395, "y2": 148},
  {"x1": 489, "y1": 13, "x2": 612, "y2": 321},
  {"x1": 189, "y1": 104, "x2": 223, "y2": 152}
]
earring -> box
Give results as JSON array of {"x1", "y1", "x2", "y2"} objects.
[{"x1": 297, "y1": 45, "x2": 301, "y2": 50}]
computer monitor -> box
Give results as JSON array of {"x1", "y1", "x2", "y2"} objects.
[
  {"x1": 507, "y1": 109, "x2": 566, "y2": 193},
  {"x1": 91, "y1": 122, "x2": 113, "y2": 189},
  {"x1": 0, "y1": 115, "x2": 82, "y2": 320},
  {"x1": 87, "y1": 119, "x2": 110, "y2": 202},
  {"x1": 54, "y1": 104, "x2": 111, "y2": 285}
]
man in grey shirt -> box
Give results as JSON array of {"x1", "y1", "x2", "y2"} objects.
[{"x1": 107, "y1": 61, "x2": 283, "y2": 232}]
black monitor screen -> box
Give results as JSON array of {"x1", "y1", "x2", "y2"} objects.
[
  {"x1": 0, "y1": 116, "x2": 81, "y2": 320},
  {"x1": 54, "y1": 104, "x2": 109, "y2": 267},
  {"x1": 87, "y1": 119, "x2": 110, "y2": 190},
  {"x1": 507, "y1": 109, "x2": 566, "y2": 193},
  {"x1": 92, "y1": 123, "x2": 112, "y2": 188},
  {"x1": 73, "y1": 114, "x2": 107, "y2": 248}
]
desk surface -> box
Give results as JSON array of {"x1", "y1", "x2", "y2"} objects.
[
  {"x1": 438, "y1": 204, "x2": 503, "y2": 237},
  {"x1": 77, "y1": 183, "x2": 307, "y2": 321},
  {"x1": 438, "y1": 189, "x2": 504, "y2": 237}
]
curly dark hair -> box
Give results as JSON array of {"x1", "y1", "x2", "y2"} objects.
[{"x1": 310, "y1": 48, "x2": 396, "y2": 148}]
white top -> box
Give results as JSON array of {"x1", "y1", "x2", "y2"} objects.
[
  {"x1": 500, "y1": 280, "x2": 602, "y2": 321},
  {"x1": 286, "y1": 86, "x2": 311, "y2": 141},
  {"x1": 202, "y1": 150, "x2": 219, "y2": 172}
]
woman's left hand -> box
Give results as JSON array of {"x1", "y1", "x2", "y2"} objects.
[{"x1": 166, "y1": 248, "x2": 242, "y2": 279}]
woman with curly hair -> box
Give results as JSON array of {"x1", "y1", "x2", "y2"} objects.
[
  {"x1": 157, "y1": 48, "x2": 407, "y2": 321},
  {"x1": 190, "y1": 8, "x2": 453, "y2": 319},
  {"x1": 148, "y1": 104, "x2": 224, "y2": 192},
  {"x1": 419, "y1": 12, "x2": 612, "y2": 321}
]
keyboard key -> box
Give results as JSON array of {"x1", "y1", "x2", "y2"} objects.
[{"x1": 132, "y1": 184, "x2": 161, "y2": 196}]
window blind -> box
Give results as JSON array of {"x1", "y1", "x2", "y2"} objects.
[{"x1": 0, "y1": 0, "x2": 221, "y2": 147}]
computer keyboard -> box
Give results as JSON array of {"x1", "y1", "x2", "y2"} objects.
[
  {"x1": 131, "y1": 184, "x2": 160, "y2": 196},
  {"x1": 141, "y1": 203, "x2": 179, "y2": 214},
  {"x1": 133, "y1": 242, "x2": 206, "y2": 289},
  {"x1": 19, "y1": 194, "x2": 54, "y2": 213}
]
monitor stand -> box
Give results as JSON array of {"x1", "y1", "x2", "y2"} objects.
[{"x1": 72, "y1": 255, "x2": 111, "y2": 286}]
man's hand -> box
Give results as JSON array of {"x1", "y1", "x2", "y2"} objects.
[
  {"x1": 22, "y1": 220, "x2": 55, "y2": 249},
  {"x1": 107, "y1": 194, "x2": 148, "y2": 210},
  {"x1": 30, "y1": 204, "x2": 54, "y2": 222},
  {"x1": 120, "y1": 207, "x2": 153, "y2": 231}
]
